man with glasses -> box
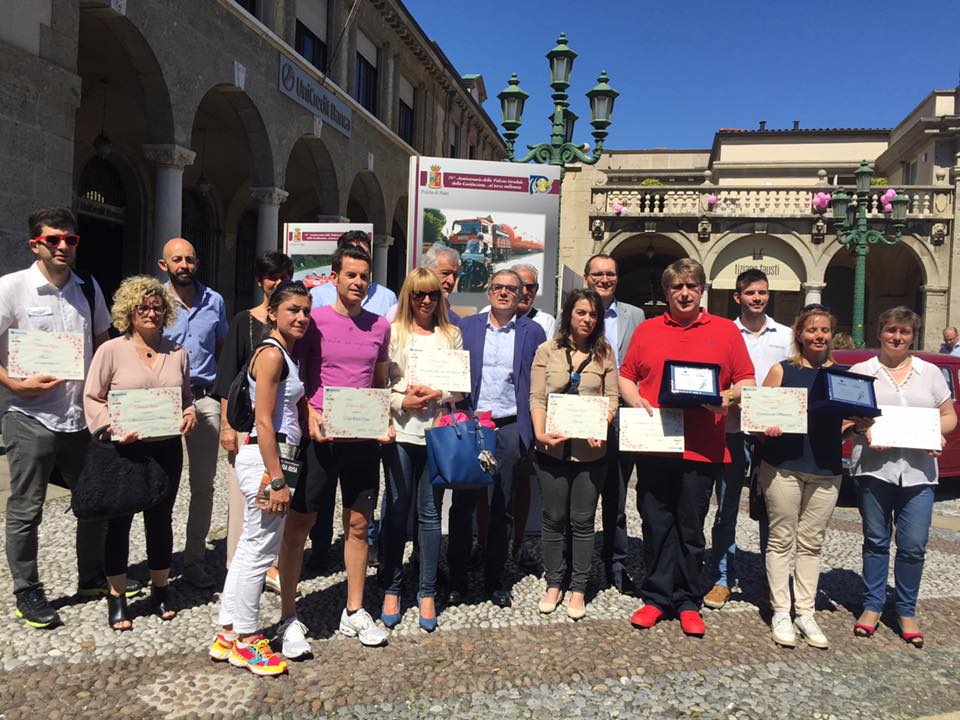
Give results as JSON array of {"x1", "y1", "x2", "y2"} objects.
[
  {"x1": 386, "y1": 243, "x2": 462, "y2": 325},
  {"x1": 940, "y1": 327, "x2": 960, "y2": 356},
  {"x1": 0, "y1": 207, "x2": 115, "y2": 628},
  {"x1": 583, "y1": 253, "x2": 644, "y2": 594},
  {"x1": 447, "y1": 270, "x2": 546, "y2": 607},
  {"x1": 159, "y1": 237, "x2": 229, "y2": 588}
]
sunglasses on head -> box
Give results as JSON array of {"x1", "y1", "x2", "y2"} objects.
[
  {"x1": 33, "y1": 234, "x2": 80, "y2": 247},
  {"x1": 801, "y1": 303, "x2": 831, "y2": 313}
]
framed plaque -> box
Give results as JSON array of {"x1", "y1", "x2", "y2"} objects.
[
  {"x1": 809, "y1": 367, "x2": 880, "y2": 417},
  {"x1": 658, "y1": 360, "x2": 722, "y2": 408}
]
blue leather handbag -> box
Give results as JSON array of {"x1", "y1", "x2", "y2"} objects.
[{"x1": 425, "y1": 413, "x2": 498, "y2": 489}]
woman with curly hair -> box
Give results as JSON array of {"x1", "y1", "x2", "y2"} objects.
[{"x1": 84, "y1": 275, "x2": 197, "y2": 631}]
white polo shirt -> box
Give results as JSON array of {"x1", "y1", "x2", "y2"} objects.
[
  {"x1": 0, "y1": 263, "x2": 110, "y2": 432},
  {"x1": 726, "y1": 314, "x2": 792, "y2": 433}
]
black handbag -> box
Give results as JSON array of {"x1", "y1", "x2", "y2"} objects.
[
  {"x1": 71, "y1": 427, "x2": 171, "y2": 521},
  {"x1": 225, "y1": 339, "x2": 289, "y2": 432}
]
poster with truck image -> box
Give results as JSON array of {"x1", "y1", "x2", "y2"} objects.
[
  {"x1": 407, "y1": 156, "x2": 560, "y2": 313},
  {"x1": 283, "y1": 223, "x2": 373, "y2": 289}
]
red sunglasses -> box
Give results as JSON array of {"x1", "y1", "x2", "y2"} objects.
[{"x1": 33, "y1": 234, "x2": 80, "y2": 247}]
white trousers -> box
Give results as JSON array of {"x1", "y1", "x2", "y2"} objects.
[{"x1": 217, "y1": 445, "x2": 286, "y2": 634}]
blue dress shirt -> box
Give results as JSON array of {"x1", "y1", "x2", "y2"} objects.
[
  {"x1": 604, "y1": 299, "x2": 620, "y2": 369},
  {"x1": 476, "y1": 317, "x2": 518, "y2": 419},
  {"x1": 162, "y1": 282, "x2": 229, "y2": 387},
  {"x1": 310, "y1": 281, "x2": 397, "y2": 317}
]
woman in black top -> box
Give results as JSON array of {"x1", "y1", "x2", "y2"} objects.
[
  {"x1": 213, "y1": 252, "x2": 293, "y2": 583},
  {"x1": 756, "y1": 305, "x2": 872, "y2": 650}
]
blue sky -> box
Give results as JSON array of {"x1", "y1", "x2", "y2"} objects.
[{"x1": 404, "y1": 0, "x2": 960, "y2": 151}]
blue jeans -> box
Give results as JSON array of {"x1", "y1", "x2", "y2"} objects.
[
  {"x1": 381, "y1": 443, "x2": 427, "y2": 595},
  {"x1": 710, "y1": 433, "x2": 749, "y2": 588},
  {"x1": 418, "y1": 459, "x2": 445, "y2": 599},
  {"x1": 857, "y1": 475, "x2": 934, "y2": 617}
]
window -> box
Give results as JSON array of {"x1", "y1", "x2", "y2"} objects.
[
  {"x1": 941, "y1": 367, "x2": 955, "y2": 399},
  {"x1": 356, "y1": 53, "x2": 378, "y2": 115},
  {"x1": 469, "y1": 144, "x2": 476, "y2": 159},
  {"x1": 295, "y1": 20, "x2": 327, "y2": 72},
  {"x1": 449, "y1": 124, "x2": 460, "y2": 157},
  {"x1": 903, "y1": 160, "x2": 918, "y2": 185},
  {"x1": 398, "y1": 99, "x2": 414, "y2": 146}
]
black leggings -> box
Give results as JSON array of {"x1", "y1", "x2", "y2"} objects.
[{"x1": 104, "y1": 438, "x2": 183, "y2": 576}]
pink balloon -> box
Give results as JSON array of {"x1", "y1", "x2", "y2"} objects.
[
  {"x1": 883, "y1": 203, "x2": 893, "y2": 214},
  {"x1": 883, "y1": 189, "x2": 896, "y2": 201},
  {"x1": 612, "y1": 203, "x2": 623, "y2": 215},
  {"x1": 707, "y1": 194, "x2": 717, "y2": 205}
]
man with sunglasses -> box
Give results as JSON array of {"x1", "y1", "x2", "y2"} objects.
[
  {"x1": 447, "y1": 270, "x2": 546, "y2": 607},
  {"x1": 159, "y1": 237, "x2": 229, "y2": 589},
  {"x1": 0, "y1": 207, "x2": 114, "y2": 628}
]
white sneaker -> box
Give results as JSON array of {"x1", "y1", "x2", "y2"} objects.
[
  {"x1": 280, "y1": 616, "x2": 312, "y2": 659},
  {"x1": 794, "y1": 613, "x2": 829, "y2": 649},
  {"x1": 339, "y1": 608, "x2": 387, "y2": 647},
  {"x1": 771, "y1": 611, "x2": 797, "y2": 647}
]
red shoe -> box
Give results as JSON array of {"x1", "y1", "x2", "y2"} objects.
[
  {"x1": 630, "y1": 604, "x2": 664, "y2": 629},
  {"x1": 679, "y1": 610, "x2": 706, "y2": 637}
]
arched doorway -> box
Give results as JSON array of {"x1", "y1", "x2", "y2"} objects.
[
  {"x1": 76, "y1": 156, "x2": 128, "y2": 305},
  {"x1": 610, "y1": 234, "x2": 686, "y2": 318},
  {"x1": 181, "y1": 188, "x2": 216, "y2": 286},
  {"x1": 281, "y1": 136, "x2": 339, "y2": 228},
  {"x1": 388, "y1": 197, "x2": 408, "y2": 292}
]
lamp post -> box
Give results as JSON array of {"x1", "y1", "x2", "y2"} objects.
[
  {"x1": 496, "y1": 33, "x2": 618, "y2": 171},
  {"x1": 829, "y1": 160, "x2": 910, "y2": 347}
]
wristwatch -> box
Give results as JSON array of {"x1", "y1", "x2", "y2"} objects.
[{"x1": 269, "y1": 476, "x2": 287, "y2": 491}]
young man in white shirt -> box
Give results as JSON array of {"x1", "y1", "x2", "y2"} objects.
[
  {"x1": 0, "y1": 207, "x2": 118, "y2": 628},
  {"x1": 703, "y1": 268, "x2": 790, "y2": 609}
]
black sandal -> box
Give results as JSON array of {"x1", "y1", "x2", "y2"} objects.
[
  {"x1": 151, "y1": 584, "x2": 177, "y2": 621},
  {"x1": 107, "y1": 594, "x2": 132, "y2": 631}
]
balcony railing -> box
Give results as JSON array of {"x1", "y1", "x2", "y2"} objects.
[{"x1": 592, "y1": 185, "x2": 954, "y2": 220}]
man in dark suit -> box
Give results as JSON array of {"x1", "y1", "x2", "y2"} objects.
[
  {"x1": 584, "y1": 253, "x2": 644, "y2": 593},
  {"x1": 447, "y1": 269, "x2": 546, "y2": 608}
]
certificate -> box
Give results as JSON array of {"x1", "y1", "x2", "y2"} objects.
[
  {"x1": 545, "y1": 394, "x2": 609, "y2": 440},
  {"x1": 673, "y1": 366, "x2": 715, "y2": 395},
  {"x1": 7, "y1": 329, "x2": 84, "y2": 380},
  {"x1": 407, "y1": 347, "x2": 471, "y2": 392},
  {"x1": 619, "y1": 407, "x2": 684, "y2": 453},
  {"x1": 740, "y1": 387, "x2": 808, "y2": 434},
  {"x1": 108, "y1": 387, "x2": 182, "y2": 439},
  {"x1": 322, "y1": 387, "x2": 391, "y2": 439},
  {"x1": 868, "y1": 405, "x2": 942, "y2": 451}
]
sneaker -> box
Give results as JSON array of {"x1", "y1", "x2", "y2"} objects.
[
  {"x1": 280, "y1": 617, "x2": 313, "y2": 660},
  {"x1": 77, "y1": 578, "x2": 144, "y2": 600},
  {"x1": 794, "y1": 613, "x2": 829, "y2": 649},
  {"x1": 182, "y1": 561, "x2": 215, "y2": 589},
  {"x1": 209, "y1": 632, "x2": 236, "y2": 661},
  {"x1": 771, "y1": 611, "x2": 797, "y2": 648},
  {"x1": 339, "y1": 608, "x2": 387, "y2": 647},
  {"x1": 229, "y1": 636, "x2": 288, "y2": 676},
  {"x1": 15, "y1": 587, "x2": 61, "y2": 629},
  {"x1": 703, "y1": 584, "x2": 732, "y2": 610}
]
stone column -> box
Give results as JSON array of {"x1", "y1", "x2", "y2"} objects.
[
  {"x1": 802, "y1": 281, "x2": 826, "y2": 306},
  {"x1": 249, "y1": 187, "x2": 289, "y2": 256},
  {"x1": 922, "y1": 285, "x2": 950, "y2": 351},
  {"x1": 142, "y1": 144, "x2": 195, "y2": 271},
  {"x1": 949, "y1": 153, "x2": 960, "y2": 325},
  {"x1": 373, "y1": 234, "x2": 394, "y2": 288}
]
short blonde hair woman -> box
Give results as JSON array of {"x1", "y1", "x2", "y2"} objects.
[{"x1": 110, "y1": 275, "x2": 177, "y2": 333}]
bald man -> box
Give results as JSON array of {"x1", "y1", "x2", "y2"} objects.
[
  {"x1": 941, "y1": 327, "x2": 960, "y2": 356},
  {"x1": 159, "y1": 238, "x2": 228, "y2": 588}
]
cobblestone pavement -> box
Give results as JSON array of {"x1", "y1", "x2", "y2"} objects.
[{"x1": 2, "y1": 457, "x2": 960, "y2": 719}]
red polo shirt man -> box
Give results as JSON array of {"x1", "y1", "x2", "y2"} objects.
[{"x1": 619, "y1": 258, "x2": 754, "y2": 637}]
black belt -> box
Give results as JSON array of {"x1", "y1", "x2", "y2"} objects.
[
  {"x1": 246, "y1": 433, "x2": 287, "y2": 445},
  {"x1": 493, "y1": 415, "x2": 517, "y2": 428},
  {"x1": 191, "y1": 385, "x2": 212, "y2": 400}
]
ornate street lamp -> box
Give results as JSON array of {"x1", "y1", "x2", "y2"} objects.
[
  {"x1": 829, "y1": 160, "x2": 910, "y2": 347},
  {"x1": 497, "y1": 33, "x2": 617, "y2": 168}
]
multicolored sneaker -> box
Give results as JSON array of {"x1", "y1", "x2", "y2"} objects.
[
  {"x1": 229, "y1": 636, "x2": 289, "y2": 676},
  {"x1": 208, "y1": 632, "x2": 236, "y2": 662}
]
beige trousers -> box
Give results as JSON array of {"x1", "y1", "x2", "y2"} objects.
[
  {"x1": 225, "y1": 451, "x2": 246, "y2": 568},
  {"x1": 758, "y1": 461, "x2": 840, "y2": 615}
]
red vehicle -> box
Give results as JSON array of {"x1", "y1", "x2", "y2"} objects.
[
  {"x1": 447, "y1": 215, "x2": 543, "y2": 262},
  {"x1": 834, "y1": 349, "x2": 960, "y2": 480}
]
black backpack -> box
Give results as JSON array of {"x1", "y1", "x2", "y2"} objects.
[{"x1": 225, "y1": 339, "x2": 290, "y2": 432}]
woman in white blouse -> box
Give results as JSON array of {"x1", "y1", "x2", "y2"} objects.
[{"x1": 848, "y1": 307, "x2": 957, "y2": 647}]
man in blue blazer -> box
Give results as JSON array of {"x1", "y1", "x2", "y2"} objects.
[{"x1": 448, "y1": 269, "x2": 546, "y2": 608}]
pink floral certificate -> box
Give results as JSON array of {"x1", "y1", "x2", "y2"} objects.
[
  {"x1": 545, "y1": 393, "x2": 608, "y2": 440},
  {"x1": 407, "y1": 348, "x2": 471, "y2": 392},
  {"x1": 322, "y1": 387, "x2": 391, "y2": 439},
  {"x1": 619, "y1": 407, "x2": 684, "y2": 453},
  {"x1": 108, "y1": 386, "x2": 181, "y2": 438},
  {"x1": 7, "y1": 329, "x2": 84, "y2": 380},
  {"x1": 740, "y1": 386, "x2": 807, "y2": 434}
]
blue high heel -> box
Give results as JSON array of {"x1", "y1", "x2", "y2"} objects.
[
  {"x1": 417, "y1": 592, "x2": 438, "y2": 632},
  {"x1": 381, "y1": 593, "x2": 401, "y2": 628}
]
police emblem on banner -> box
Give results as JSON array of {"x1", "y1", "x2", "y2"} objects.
[
  {"x1": 427, "y1": 165, "x2": 442, "y2": 189},
  {"x1": 529, "y1": 175, "x2": 551, "y2": 194}
]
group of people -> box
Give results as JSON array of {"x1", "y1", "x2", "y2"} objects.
[{"x1": 3, "y1": 206, "x2": 953, "y2": 679}]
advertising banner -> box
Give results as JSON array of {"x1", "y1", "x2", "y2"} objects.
[
  {"x1": 406, "y1": 157, "x2": 561, "y2": 312},
  {"x1": 283, "y1": 223, "x2": 373, "y2": 291}
]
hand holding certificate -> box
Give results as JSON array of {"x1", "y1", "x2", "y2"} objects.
[
  {"x1": 8, "y1": 329, "x2": 84, "y2": 380},
  {"x1": 407, "y1": 347, "x2": 471, "y2": 392},
  {"x1": 545, "y1": 394, "x2": 608, "y2": 440},
  {"x1": 868, "y1": 405, "x2": 942, "y2": 451},
  {"x1": 740, "y1": 387, "x2": 808, "y2": 434},
  {"x1": 108, "y1": 387, "x2": 182, "y2": 439},
  {"x1": 322, "y1": 387, "x2": 391, "y2": 439},
  {"x1": 620, "y1": 407, "x2": 684, "y2": 453}
]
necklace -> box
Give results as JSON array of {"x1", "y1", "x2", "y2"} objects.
[{"x1": 881, "y1": 357, "x2": 911, "y2": 372}]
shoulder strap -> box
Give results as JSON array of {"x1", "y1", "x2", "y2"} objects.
[
  {"x1": 247, "y1": 311, "x2": 254, "y2": 350},
  {"x1": 72, "y1": 269, "x2": 97, "y2": 337},
  {"x1": 249, "y1": 338, "x2": 290, "y2": 381}
]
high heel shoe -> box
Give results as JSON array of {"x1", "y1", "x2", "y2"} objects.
[
  {"x1": 897, "y1": 619, "x2": 924, "y2": 648},
  {"x1": 538, "y1": 590, "x2": 564, "y2": 615},
  {"x1": 417, "y1": 593, "x2": 437, "y2": 632},
  {"x1": 381, "y1": 593, "x2": 401, "y2": 629},
  {"x1": 151, "y1": 584, "x2": 176, "y2": 621},
  {"x1": 107, "y1": 594, "x2": 131, "y2": 631},
  {"x1": 853, "y1": 622, "x2": 878, "y2": 638}
]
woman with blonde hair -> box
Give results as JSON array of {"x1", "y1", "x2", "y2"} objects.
[
  {"x1": 755, "y1": 304, "x2": 872, "y2": 649},
  {"x1": 380, "y1": 267, "x2": 463, "y2": 632},
  {"x1": 84, "y1": 275, "x2": 197, "y2": 631}
]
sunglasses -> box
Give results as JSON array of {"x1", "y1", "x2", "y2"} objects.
[
  {"x1": 801, "y1": 303, "x2": 831, "y2": 313},
  {"x1": 412, "y1": 290, "x2": 441, "y2": 301},
  {"x1": 489, "y1": 283, "x2": 520, "y2": 295},
  {"x1": 33, "y1": 234, "x2": 80, "y2": 247}
]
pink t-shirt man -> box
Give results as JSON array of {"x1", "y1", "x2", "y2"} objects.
[{"x1": 301, "y1": 304, "x2": 391, "y2": 412}]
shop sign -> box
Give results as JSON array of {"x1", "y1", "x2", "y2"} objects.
[{"x1": 278, "y1": 53, "x2": 352, "y2": 138}]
